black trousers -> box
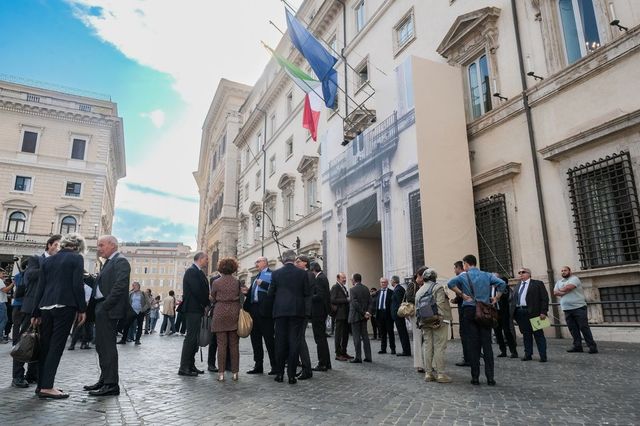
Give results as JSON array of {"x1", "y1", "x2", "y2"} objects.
[
  {"x1": 274, "y1": 316, "x2": 304, "y2": 378},
  {"x1": 12, "y1": 309, "x2": 38, "y2": 380},
  {"x1": 457, "y1": 302, "x2": 469, "y2": 362},
  {"x1": 207, "y1": 332, "x2": 218, "y2": 367},
  {"x1": 394, "y1": 317, "x2": 411, "y2": 355},
  {"x1": 462, "y1": 306, "x2": 494, "y2": 381},
  {"x1": 350, "y1": 319, "x2": 371, "y2": 361},
  {"x1": 298, "y1": 320, "x2": 312, "y2": 375},
  {"x1": 247, "y1": 304, "x2": 276, "y2": 370},
  {"x1": 494, "y1": 309, "x2": 517, "y2": 355},
  {"x1": 334, "y1": 319, "x2": 349, "y2": 356},
  {"x1": 174, "y1": 311, "x2": 187, "y2": 334},
  {"x1": 377, "y1": 310, "x2": 395, "y2": 352},
  {"x1": 38, "y1": 307, "x2": 76, "y2": 389},
  {"x1": 95, "y1": 302, "x2": 120, "y2": 385},
  {"x1": 312, "y1": 317, "x2": 331, "y2": 368},
  {"x1": 179, "y1": 312, "x2": 202, "y2": 371},
  {"x1": 70, "y1": 321, "x2": 93, "y2": 347},
  {"x1": 565, "y1": 306, "x2": 597, "y2": 350},
  {"x1": 370, "y1": 315, "x2": 378, "y2": 339}
]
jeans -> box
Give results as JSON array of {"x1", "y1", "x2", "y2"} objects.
[
  {"x1": 462, "y1": 306, "x2": 494, "y2": 381},
  {"x1": 0, "y1": 303, "x2": 7, "y2": 339},
  {"x1": 160, "y1": 315, "x2": 175, "y2": 334},
  {"x1": 564, "y1": 306, "x2": 597, "y2": 350}
]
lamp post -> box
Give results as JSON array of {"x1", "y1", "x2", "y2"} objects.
[
  {"x1": 255, "y1": 107, "x2": 268, "y2": 256},
  {"x1": 94, "y1": 224, "x2": 98, "y2": 238}
]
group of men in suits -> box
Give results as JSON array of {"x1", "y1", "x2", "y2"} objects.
[{"x1": 374, "y1": 276, "x2": 412, "y2": 357}]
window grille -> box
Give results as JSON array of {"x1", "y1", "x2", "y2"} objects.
[
  {"x1": 475, "y1": 194, "x2": 513, "y2": 277},
  {"x1": 26, "y1": 94, "x2": 40, "y2": 102},
  {"x1": 599, "y1": 285, "x2": 640, "y2": 323},
  {"x1": 78, "y1": 103, "x2": 92, "y2": 112},
  {"x1": 408, "y1": 190, "x2": 424, "y2": 273},
  {"x1": 567, "y1": 151, "x2": 640, "y2": 269}
]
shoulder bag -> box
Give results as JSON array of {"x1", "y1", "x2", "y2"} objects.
[
  {"x1": 465, "y1": 273, "x2": 498, "y2": 328},
  {"x1": 10, "y1": 325, "x2": 40, "y2": 363},
  {"x1": 237, "y1": 280, "x2": 253, "y2": 338},
  {"x1": 397, "y1": 290, "x2": 415, "y2": 318}
]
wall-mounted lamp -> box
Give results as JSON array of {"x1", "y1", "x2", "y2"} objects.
[
  {"x1": 609, "y1": 3, "x2": 629, "y2": 32},
  {"x1": 492, "y1": 79, "x2": 508, "y2": 101},
  {"x1": 526, "y1": 56, "x2": 544, "y2": 81},
  {"x1": 50, "y1": 220, "x2": 54, "y2": 235}
]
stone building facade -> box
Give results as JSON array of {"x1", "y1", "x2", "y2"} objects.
[{"x1": 0, "y1": 78, "x2": 125, "y2": 273}]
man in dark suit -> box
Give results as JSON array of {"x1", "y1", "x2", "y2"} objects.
[
  {"x1": 268, "y1": 250, "x2": 310, "y2": 384},
  {"x1": 310, "y1": 262, "x2": 331, "y2": 371},
  {"x1": 510, "y1": 267, "x2": 549, "y2": 362},
  {"x1": 294, "y1": 255, "x2": 314, "y2": 380},
  {"x1": 493, "y1": 275, "x2": 518, "y2": 358},
  {"x1": 330, "y1": 272, "x2": 352, "y2": 361},
  {"x1": 390, "y1": 276, "x2": 411, "y2": 357},
  {"x1": 375, "y1": 277, "x2": 395, "y2": 355},
  {"x1": 243, "y1": 256, "x2": 276, "y2": 375},
  {"x1": 348, "y1": 273, "x2": 373, "y2": 363},
  {"x1": 12, "y1": 234, "x2": 61, "y2": 389},
  {"x1": 178, "y1": 251, "x2": 210, "y2": 376},
  {"x1": 84, "y1": 235, "x2": 131, "y2": 397}
]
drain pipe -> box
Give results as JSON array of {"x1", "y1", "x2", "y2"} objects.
[{"x1": 510, "y1": 0, "x2": 562, "y2": 337}]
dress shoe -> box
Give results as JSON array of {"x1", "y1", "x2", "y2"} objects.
[
  {"x1": 116, "y1": 340, "x2": 126, "y2": 345},
  {"x1": 288, "y1": 377, "x2": 297, "y2": 384},
  {"x1": 496, "y1": 352, "x2": 506, "y2": 358},
  {"x1": 455, "y1": 361, "x2": 470, "y2": 367},
  {"x1": 344, "y1": 354, "x2": 354, "y2": 359},
  {"x1": 349, "y1": 359, "x2": 362, "y2": 364},
  {"x1": 39, "y1": 391, "x2": 70, "y2": 399},
  {"x1": 470, "y1": 379, "x2": 480, "y2": 385},
  {"x1": 246, "y1": 368, "x2": 264, "y2": 375},
  {"x1": 539, "y1": 357, "x2": 547, "y2": 363},
  {"x1": 208, "y1": 365, "x2": 219, "y2": 372},
  {"x1": 390, "y1": 350, "x2": 396, "y2": 355},
  {"x1": 134, "y1": 341, "x2": 141, "y2": 345},
  {"x1": 80, "y1": 343, "x2": 92, "y2": 350},
  {"x1": 510, "y1": 352, "x2": 519, "y2": 359},
  {"x1": 26, "y1": 377, "x2": 38, "y2": 384},
  {"x1": 335, "y1": 355, "x2": 348, "y2": 361},
  {"x1": 83, "y1": 381, "x2": 103, "y2": 391},
  {"x1": 396, "y1": 352, "x2": 411, "y2": 357},
  {"x1": 274, "y1": 375, "x2": 284, "y2": 383},
  {"x1": 88, "y1": 384, "x2": 120, "y2": 396},
  {"x1": 378, "y1": 350, "x2": 387, "y2": 354},
  {"x1": 267, "y1": 370, "x2": 277, "y2": 375},
  {"x1": 12, "y1": 377, "x2": 28, "y2": 388},
  {"x1": 487, "y1": 379, "x2": 496, "y2": 386},
  {"x1": 588, "y1": 347, "x2": 598, "y2": 354},
  {"x1": 567, "y1": 347, "x2": 583, "y2": 353},
  {"x1": 297, "y1": 372, "x2": 312, "y2": 380},
  {"x1": 521, "y1": 356, "x2": 532, "y2": 361},
  {"x1": 191, "y1": 367, "x2": 204, "y2": 374},
  {"x1": 67, "y1": 345, "x2": 75, "y2": 351},
  {"x1": 177, "y1": 369, "x2": 198, "y2": 376},
  {"x1": 363, "y1": 358, "x2": 372, "y2": 363},
  {"x1": 312, "y1": 365, "x2": 328, "y2": 372}
]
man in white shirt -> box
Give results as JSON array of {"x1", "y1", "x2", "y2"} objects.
[{"x1": 0, "y1": 269, "x2": 13, "y2": 343}]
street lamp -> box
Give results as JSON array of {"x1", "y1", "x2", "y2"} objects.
[
  {"x1": 94, "y1": 224, "x2": 98, "y2": 238},
  {"x1": 254, "y1": 107, "x2": 268, "y2": 256}
]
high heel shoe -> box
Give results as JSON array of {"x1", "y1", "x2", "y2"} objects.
[
  {"x1": 217, "y1": 374, "x2": 225, "y2": 382},
  {"x1": 232, "y1": 373, "x2": 238, "y2": 381}
]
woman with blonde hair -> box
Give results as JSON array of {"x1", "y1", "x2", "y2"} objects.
[{"x1": 211, "y1": 257, "x2": 243, "y2": 381}]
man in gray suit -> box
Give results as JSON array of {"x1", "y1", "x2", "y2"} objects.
[
  {"x1": 348, "y1": 273, "x2": 373, "y2": 363},
  {"x1": 84, "y1": 235, "x2": 131, "y2": 397}
]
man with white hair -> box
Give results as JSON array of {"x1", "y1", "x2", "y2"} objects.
[{"x1": 84, "y1": 235, "x2": 131, "y2": 397}]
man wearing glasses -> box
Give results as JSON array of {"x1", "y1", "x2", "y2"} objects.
[{"x1": 510, "y1": 268, "x2": 549, "y2": 362}]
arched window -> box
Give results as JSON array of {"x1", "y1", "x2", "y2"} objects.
[
  {"x1": 60, "y1": 216, "x2": 77, "y2": 234},
  {"x1": 7, "y1": 211, "x2": 26, "y2": 234}
]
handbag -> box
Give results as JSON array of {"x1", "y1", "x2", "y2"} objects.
[
  {"x1": 237, "y1": 309, "x2": 253, "y2": 338},
  {"x1": 198, "y1": 307, "x2": 212, "y2": 347},
  {"x1": 397, "y1": 298, "x2": 415, "y2": 318},
  {"x1": 465, "y1": 273, "x2": 498, "y2": 328},
  {"x1": 10, "y1": 325, "x2": 40, "y2": 363}
]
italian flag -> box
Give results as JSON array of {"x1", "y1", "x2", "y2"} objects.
[{"x1": 264, "y1": 43, "x2": 322, "y2": 141}]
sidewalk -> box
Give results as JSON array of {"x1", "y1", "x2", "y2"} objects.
[{"x1": 0, "y1": 330, "x2": 638, "y2": 425}]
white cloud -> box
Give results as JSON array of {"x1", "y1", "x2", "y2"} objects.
[
  {"x1": 140, "y1": 109, "x2": 165, "y2": 128},
  {"x1": 65, "y1": 0, "x2": 303, "y2": 230}
]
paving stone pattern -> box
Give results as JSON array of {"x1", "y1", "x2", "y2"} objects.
[{"x1": 0, "y1": 328, "x2": 638, "y2": 425}]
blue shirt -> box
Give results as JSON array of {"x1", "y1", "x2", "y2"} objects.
[
  {"x1": 447, "y1": 267, "x2": 506, "y2": 306},
  {"x1": 131, "y1": 292, "x2": 143, "y2": 314},
  {"x1": 11, "y1": 272, "x2": 23, "y2": 307}
]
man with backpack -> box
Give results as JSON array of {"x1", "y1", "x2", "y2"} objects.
[{"x1": 415, "y1": 268, "x2": 452, "y2": 383}]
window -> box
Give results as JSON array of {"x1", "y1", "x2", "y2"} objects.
[
  {"x1": 256, "y1": 169, "x2": 262, "y2": 190},
  {"x1": 395, "y1": 10, "x2": 415, "y2": 51},
  {"x1": 567, "y1": 151, "x2": 640, "y2": 269},
  {"x1": 306, "y1": 178, "x2": 317, "y2": 213},
  {"x1": 558, "y1": 0, "x2": 600, "y2": 64},
  {"x1": 467, "y1": 54, "x2": 492, "y2": 119},
  {"x1": 355, "y1": 0, "x2": 366, "y2": 33},
  {"x1": 270, "y1": 114, "x2": 277, "y2": 136},
  {"x1": 245, "y1": 183, "x2": 250, "y2": 201},
  {"x1": 71, "y1": 138, "x2": 86, "y2": 160},
  {"x1": 600, "y1": 285, "x2": 640, "y2": 323},
  {"x1": 286, "y1": 91, "x2": 293, "y2": 115},
  {"x1": 269, "y1": 155, "x2": 276, "y2": 176},
  {"x1": 284, "y1": 193, "x2": 295, "y2": 225},
  {"x1": 60, "y1": 216, "x2": 77, "y2": 234},
  {"x1": 7, "y1": 211, "x2": 26, "y2": 234},
  {"x1": 65, "y1": 182, "x2": 82, "y2": 197},
  {"x1": 409, "y1": 190, "x2": 425, "y2": 273},
  {"x1": 285, "y1": 138, "x2": 293, "y2": 159},
  {"x1": 244, "y1": 148, "x2": 251, "y2": 169},
  {"x1": 329, "y1": 35, "x2": 338, "y2": 54},
  {"x1": 21, "y1": 131, "x2": 38, "y2": 153},
  {"x1": 256, "y1": 132, "x2": 263, "y2": 152},
  {"x1": 475, "y1": 194, "x2": 514, "y2": 277},
  {"x1": 14, "y1": 176, "x2": 32, "y2": 192},
  {"x1": 355, "y1": 60, "x2": 369, "y2": 89}
]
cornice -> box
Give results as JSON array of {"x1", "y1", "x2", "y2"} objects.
[
  {"x1": 0, "y1": 99, "x2": 120, "y2": 128},
  {"x1": 472, "y1": 162, "x2": 521, "y2": 189}
]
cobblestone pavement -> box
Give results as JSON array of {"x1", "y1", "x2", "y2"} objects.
[{"x1": 0, "y1": 327, "x2": 638, "y2": 425}]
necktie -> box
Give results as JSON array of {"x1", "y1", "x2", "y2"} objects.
[
  {"x1": 341, "y1": 284, "x2": 347, "y2": 296},
  {"x1": 379, "y1": 289, "x2": 385, "y2": 310},
  {"x1": 518, "y1": 282, "x2": 526, "y2": 305}
]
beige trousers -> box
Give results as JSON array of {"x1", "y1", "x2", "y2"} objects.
[
  {"x1": 412, "y1": 319, "x2": 423, "y2": 368},
  {"x1": 422, "y1": 324, "x2": 449, "y2": 374}
]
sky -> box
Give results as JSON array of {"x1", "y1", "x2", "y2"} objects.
[{"x1": 0, "y1": 0, "x2": 302, "y2": 249}]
